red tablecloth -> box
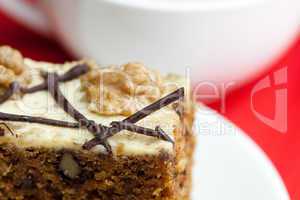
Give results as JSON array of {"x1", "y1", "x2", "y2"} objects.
[{"x1": 0, "y1": 10, "x2": 299, "y2": 199}]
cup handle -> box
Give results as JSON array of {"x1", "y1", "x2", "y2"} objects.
[{"x1": 0, "y1": 0, "x2": 49, "y2": 35}]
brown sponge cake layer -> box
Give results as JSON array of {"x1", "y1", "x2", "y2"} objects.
[{"x1": 0, "y1": 127, "x2": 195, "y2": 200}]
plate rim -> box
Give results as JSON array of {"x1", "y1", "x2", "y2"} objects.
[{"x1": 192, "y1": 106, "x2": 290, "y2": 199}]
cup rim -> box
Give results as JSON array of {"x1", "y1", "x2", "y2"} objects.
[{"x1": 100, "y1": 0, "x2": 265, "y2": 12}]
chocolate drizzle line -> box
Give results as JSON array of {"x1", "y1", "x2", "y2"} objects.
[
  {"x1": 0, "y1": 64, "x2": 89, "y2": 103},
  {"x1": 46, "y1": 73, "x2": 113, "y2": 154},
  {"x1": 0, "y1": 64, "x2": 90, "y2": 130},
  {"x1": 46, "y1": 73, "x2": 93, "y2": 126},
  {"x1": 110, "y1": 121, "x2": 174, "y2": 144},
  {"x1": 0, "y1": 62, "x2": 184, "y2": 154},
  {"x1": 0, "y1": 82, "x2": 20, "y2": 104},
  {"x1": 83, "y1": 88, "x2": 184, "y2": 150},
  {"x1": 0, "y1": 122, "x2": 15, "y2": 136},
  {"x1": 0, "y1": 112, "x2": 79, "y2": 128},
  {"x1": 22, "y1": 64, "x2": 89, "y2": 94}
]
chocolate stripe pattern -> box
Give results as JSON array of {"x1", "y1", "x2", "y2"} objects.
[{"x1": 0, "y1": 63, "x2": 184, "y2": 154}]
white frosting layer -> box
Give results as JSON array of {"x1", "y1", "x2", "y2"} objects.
[{"x1": 0, "y1": 59, "x2": 185, "y2": 155}]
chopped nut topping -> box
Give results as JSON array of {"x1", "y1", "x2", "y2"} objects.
[
  {"x1": 0, "y1": 65, "x2": 16, "y2": 88},
  {"x1": 0, "y1": 46, "x2": 31, "y2": 91},
  {"x1": 81, "y1": 62, "x2": 165, "y2": 116},
  {"x1": 0, "y1": 46, "x2": 24, "y2": 75}
]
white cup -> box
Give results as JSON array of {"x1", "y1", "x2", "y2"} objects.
[{"x1": 1, "y1": 0, "x2": 300, "y2": 87}]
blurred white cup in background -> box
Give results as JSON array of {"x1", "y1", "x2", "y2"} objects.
[{"x1": 0, "y1": 0, "x2": 299, "y2": 88}]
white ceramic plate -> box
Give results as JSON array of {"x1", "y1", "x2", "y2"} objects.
[{"x1": 192, "y1": 106, "x2": 290, "y2": 200}]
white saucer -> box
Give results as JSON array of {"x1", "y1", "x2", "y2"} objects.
[{"x1": 192, "y1": 106, "x2": 290, "y2": 200}]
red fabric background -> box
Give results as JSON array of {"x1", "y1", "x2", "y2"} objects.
[{"x1": 0, "y1": 10, "x2": 299, "y2": 199}]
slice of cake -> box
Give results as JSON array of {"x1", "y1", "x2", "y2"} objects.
[{"x1": 0, "y1": 46, "x2": 195, "y2": 200}]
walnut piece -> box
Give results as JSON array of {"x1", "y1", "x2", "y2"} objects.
[
  {"x1": 0, "y1": 65, "x2": 16, "y2": 88},
  {"x1": 0, "y1": 46, "x2": 31, "y2": 90},
  {"x1": 81, "y1": 62, "x2": 164, "y2": 116},
  {"x1": 59, "y1": 153, "x2": 81, "y2": 179}
]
